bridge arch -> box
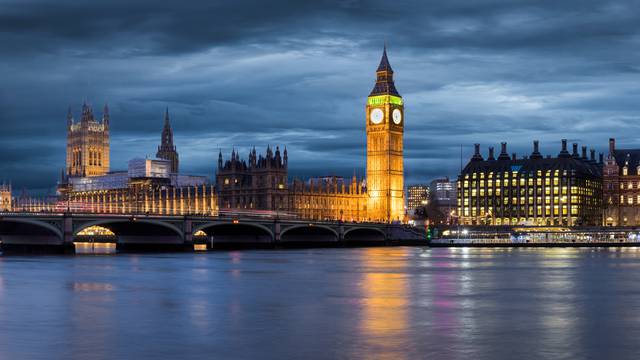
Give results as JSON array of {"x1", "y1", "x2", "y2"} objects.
[
  {"x1": 74, "y1": 219, "x2": 184, "y2": 242},
  {"x1": 194, "y1": 222, "x2": 274, "y2": 243},
  {"x1": 280, "y1": 224, "x2": 339, "y2": 243},
  {"x1": 343, "y1": 227, "x2": 386, "y2": 242},
  {"x1": 0, "y1": 218, "x2": 63, "y2": 241}
]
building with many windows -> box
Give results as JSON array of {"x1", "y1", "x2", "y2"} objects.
[
  {"x1": 457, "y1": 140, "x2": 603, "y2": 226},
  {"x1": 407, "y1": 184, "x2": 429, "y2": 212},
  {"x1": 603, "y1": 138, "x2": 640, "y2": 226}
]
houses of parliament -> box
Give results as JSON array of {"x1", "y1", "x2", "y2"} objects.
[{"x1": 52, "y1": 47, "x2": 406, "y2": 222}]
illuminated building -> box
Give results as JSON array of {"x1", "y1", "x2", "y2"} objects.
[
  {"x1": 603, "y1": 138, "x2": 640, "y2": 226},
  {"x1": 66, "y1": 103, "x2": 110, "y2": 177},
  {"x1": 216, "y1": 148, "x2": 368, "y2": 221},
  {"x1": 156, "y1": 108, "x2": 179, "y2": 174},
  {"x1": 366, "y1": 45, "x2": 405, "y2": 222},
  {"x1": 407, "y1": 185, "x2": 429, "y2": 211},
  {"x1": 458, "y1": 140, "x2": 603, "y2": 226},
  {"x1": 214, "y1": 46, "x2": 402, "y2": 222},
  {"x1": 288, "y1": 175, "x2": 367, "y2": 221},
  {"x1": 0, "y1": 183, "x2": 11, "y2": 211},
  {"x1": 58, "y1": 107, "x2": 216, "y2": 215},
  {"x1": 52, "y1": 47, "x2": 404, "y2": 222}
]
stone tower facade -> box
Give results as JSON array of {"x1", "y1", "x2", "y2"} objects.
[
  {"x1": 66, "y1": 103, "x2": 110, "y2": 177},
  {"x1": 156, "y1": 108, "x2": 179, "y2": 173},
  {"x1": 366, "y1": 46, "x2": 405, "y2": 222}
]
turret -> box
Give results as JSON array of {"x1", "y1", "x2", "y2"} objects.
[
  {"x1": 218, "y1": 150, "x2": 223, "y2": 169},
  {"x1": 283, "y1": 147, "x2": 288, "y2": 167},
  {"x1": 102, "y1": 104, "x2": 110, "y2": 128},
  {"x1": 67, "y1": 106, "x2": 73, "y2": 128},
  {"x1": 81, "y1": 102, "x2": 93, "y2": 123}
]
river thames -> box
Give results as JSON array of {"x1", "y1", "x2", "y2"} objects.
[{"x1": 1, "y1": 247, "x2": 640, "y2": 359}]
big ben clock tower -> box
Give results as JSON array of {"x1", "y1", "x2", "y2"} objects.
[{"x1": 366, "y1": 45, "x2": 404, "y2": 222}]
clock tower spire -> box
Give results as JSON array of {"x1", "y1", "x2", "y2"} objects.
[{"x1": 366, "y1": 45, "x2": 405, "y2": 222}]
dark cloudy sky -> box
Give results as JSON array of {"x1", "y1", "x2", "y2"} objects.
[{"x1": 1, "y1": 0, "x2": 640, "y2": 194}]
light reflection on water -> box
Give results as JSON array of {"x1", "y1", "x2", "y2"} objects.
[{"x1": 2, "y1": 248, "x2": 640, "y2": 359}]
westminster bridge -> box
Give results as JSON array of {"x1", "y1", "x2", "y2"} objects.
[{"x1": 0, "y1": 212, "x2": 427, "y2": 253}]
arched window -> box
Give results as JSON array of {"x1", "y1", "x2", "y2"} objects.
[{"x1": 623, "y1": 166, "x2": 628, "y2": 176}]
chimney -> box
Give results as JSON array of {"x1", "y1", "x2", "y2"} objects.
[
  {"x1": 471, "y1": 143, "x2": 483, "y2": 161},
  {"x1": 559, "y1": 139, "x2": 570, "y2": 158},
  {"x1": 581, "y1": 146, "x2": 587, "y2": 159},
  {"x1": 572, "y1": 143, "x2": 579, "y2": 158},
  {"x1": 609, "y1": 138, "x2": 615, "y2": 155},
  {"x1": 498, "y1": 142, "x2": 510, "y2": 160},
  {"x1": 531, "y1": 140, "x2": 542, "y2": 159},
  {"x1": 488, "y1": 147, "x2": 495, "y2": 160}
]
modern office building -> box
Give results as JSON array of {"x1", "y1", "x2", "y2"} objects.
[{"x1": 458, "y1": 140, "x2": 603, "y2": 226}]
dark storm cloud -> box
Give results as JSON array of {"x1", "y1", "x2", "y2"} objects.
[{"x1": 1, "y1": 0, "x2": 640, "y2": 193}]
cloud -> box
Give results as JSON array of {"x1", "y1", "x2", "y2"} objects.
[{"x1": 1, "y1": 0, "x2": 640, "y2": 193}]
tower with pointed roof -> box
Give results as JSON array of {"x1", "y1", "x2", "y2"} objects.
[
  {"x1": 156, "y1": 108, "x2": 179, "y2": 173},
  {"x1": 66, "y1": 102, "x2": 110, "y2": 177},
  {"x1": 366, "y1": 45, "x2": 405, "y2": 222}
]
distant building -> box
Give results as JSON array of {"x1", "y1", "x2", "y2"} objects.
[
  {"x1": 429, "y1": 178, "x2": 457, "y2": 224},
  {"x1": 603, "y1": 138, "x2": 640, "y2": 226},
  {"x1": 407, "y1": 185, "x2": 429, "y2": 212},
  {"x1": 458, "y1": 140, "x2": 603, "y2": 226},
  {"x1": 0, "y1": 183, "x2": 12, "y2": 211},
  {"x1": 430, "y1": 177, "x2": 456, "y2": 205}
]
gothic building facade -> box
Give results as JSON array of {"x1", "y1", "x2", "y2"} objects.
[
  {"x1": 603, "y1": 138, "x2": 640, "y2": 226},
  {"x1": 66, "y1": 103, "x2": 110, "y2": 177},
  {"x1": 216, "y1": 146, "x2": 289, "y2": 211}
]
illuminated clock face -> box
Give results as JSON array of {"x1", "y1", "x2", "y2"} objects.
[
  {"x1": 370, "y1": 108, "x2": 384, "y2": 124},
  {"x1": 392, "y1": 109, "x2": 402, "y2": 125}
]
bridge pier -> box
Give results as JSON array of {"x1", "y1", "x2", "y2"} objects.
[
  {"x1": 274, "y1": 221, "x2": 281, "y2": 243},
  {"x1": 64, "y1": 214, "x2": 73, "y2": 245},
  {"x1": 184, "y1": 218, "x2": 193, "y2": 248}
]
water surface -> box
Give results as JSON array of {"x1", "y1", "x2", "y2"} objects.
[{"x1": 1, "y1": 247, "x2": 640, "y2": 359}]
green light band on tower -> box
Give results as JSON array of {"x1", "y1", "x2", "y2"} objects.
[{"x1": 367, "y1": 95, "x2": 403, "y2": 106}]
